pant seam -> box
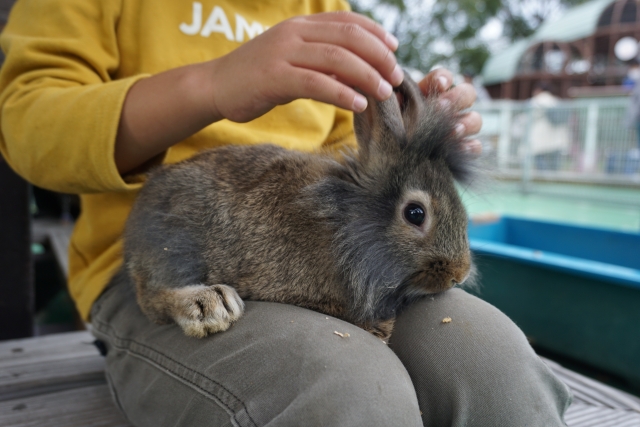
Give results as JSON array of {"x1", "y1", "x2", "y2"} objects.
[
  {"x1": 103, "y1": 367, "x2": 132, "y2": 423},
  {"x1": 93, "y1": 318, "x2": 258, "y2": 427}
]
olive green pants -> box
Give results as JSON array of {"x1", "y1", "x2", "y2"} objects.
[{"x1": 91, "y1": 272, "x2": 571, "y2": 426}]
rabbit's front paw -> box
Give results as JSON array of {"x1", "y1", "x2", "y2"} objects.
[{"x1": 172, "y1": 284, "x2": 245, "y2": 338}]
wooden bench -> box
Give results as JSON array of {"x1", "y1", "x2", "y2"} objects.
[
  {"x1": 0, "y1": 331, "x2": 132, "y2": 427},
  {"x1": 1, "y1": 330, "x2": 640, "y2": 427}
]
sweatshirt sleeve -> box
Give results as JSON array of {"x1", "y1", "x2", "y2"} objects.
[{"x1": 0, "y1": 0, "x2": 149, "y2": 194}]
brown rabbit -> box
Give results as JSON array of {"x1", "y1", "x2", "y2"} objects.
[{"x1": 122, "y1": 73, "x2": 476, "y2": 341}]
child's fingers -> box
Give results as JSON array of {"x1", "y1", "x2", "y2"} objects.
[
  {"x1": 439, "y1": 82, "x2": 476, "y2": 110},
  {"x1": 298, "y1": 21, "x2": 401, "y2": 87},
  {"x1": 454, "y1": 111, "x2": 483, "y2": 138},
  {"x1": 304, "y1": 11, "x2": 398, "y2": 51},
  {"x1": 290, "y1": 43, "x2": 392, "y2": 101},
  {"x1": 418, "y1": 68, "x2": 453, "y2": 95},
  {"x1": 286, "y1": 67, "x2": 368, "y2": 112},
  {"x1": 464, "y1": 139, "x2": 483, "y2": 155}
]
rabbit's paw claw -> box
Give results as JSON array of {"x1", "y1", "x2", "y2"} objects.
[{"x1": 173, "y1": 284, "x2": 244, "y2": 338}]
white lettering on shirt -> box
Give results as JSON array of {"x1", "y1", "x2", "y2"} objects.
[
  {"x1": 200, "y1": 6, "x2": 234, "y2": 40},
  {"x1": 235, "y1": 14, "x2": 264, "y2": 42},
  {"x1": 180, "y1": 2, "x2": 267, "y2": 42},
  {"x1": 179, "y1": 2, "x2": 203, "y2": 35}
]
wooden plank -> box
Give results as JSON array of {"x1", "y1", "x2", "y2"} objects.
[
  {"x1": 0, "y1": 384, "x2": 133, "y2": 427},
  {"x1": 0, "y1": 159, "x2": 34, "y2": 340},
  {"x1": 565, "y1": 403, "x2": 640, "y2": 427},
  {"x1": 0, "y1": 331, "x2": 105, "y2": 401},
  {"x1": 543, "y1": 357, "x2": 640, "y2": 412},
  {"x1": 542, "y1": 357, "x2": 640, "y2": 426},
  {"x1": 0, "y1": 331, "x2": 99, "y2": 368}
]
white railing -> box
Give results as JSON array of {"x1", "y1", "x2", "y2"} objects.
[{"x1": 474, "y1": 98, "x2": 640, "y2": 187}]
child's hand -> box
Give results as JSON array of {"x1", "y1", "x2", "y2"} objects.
[
  {"x1": 418, "y1": 69, "x2": 483, "y2": 155},
  {"x1": 206, "y1": 12, "x2": 402, "y2": 123}
]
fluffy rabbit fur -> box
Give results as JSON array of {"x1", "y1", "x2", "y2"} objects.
[{"x1": 123, "y1": 74, "x2": 476, "y2": 340}]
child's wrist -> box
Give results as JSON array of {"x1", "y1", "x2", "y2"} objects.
[{"x1": 195, "y1": 60, "x2": 225, "y2": 124}]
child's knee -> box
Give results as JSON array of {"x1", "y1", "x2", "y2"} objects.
[
  {"x1": 391, "y1": 288, "x2": 531, "y2": 360},
  {"x1": 390, "y1": 289, "x2": 572, "y2": 427}
]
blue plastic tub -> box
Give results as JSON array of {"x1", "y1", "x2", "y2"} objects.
[{"x1": 467, "y1": 216, "x2": 640, "y2": 387}]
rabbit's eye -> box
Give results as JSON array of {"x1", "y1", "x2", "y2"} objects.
[{"x1": 404, "y1": 203, "x2": 425, "y2": 226}]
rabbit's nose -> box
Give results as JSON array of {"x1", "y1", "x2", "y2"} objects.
[
  {"x1": 451, "y1": 270, "x2": 470, "y2": 286},
  {"x1": 421, "y1": 258, "x2": 470, "y2": 292},
  {"x1": 448, "y1": 258, "x2": 472, "y2": 287}
]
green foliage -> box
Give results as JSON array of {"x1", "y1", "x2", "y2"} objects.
[
  {"x1": 503, "y1": 15, "x2": 536, "y2": 40},
  {"x1": 458, "y1": 46, "x2": 491, "y2": 75},
  {"x1": 350, "y1": 0, "x2": 591, "y2": 76}
]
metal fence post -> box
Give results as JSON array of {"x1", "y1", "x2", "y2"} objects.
[
  {"x1": 522, "y1": 105, "x2": 534, "y2": 193},
  {"x1": 583, "y1": 102, "x2": 599, "y2": 172},
  {"x1": 498, "y1": 102, "x2": 512, "y2": 171}
]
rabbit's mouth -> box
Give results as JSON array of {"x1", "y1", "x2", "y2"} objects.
[{"x1": 404, "y1": 260, "x2": 471, "y2": 294}]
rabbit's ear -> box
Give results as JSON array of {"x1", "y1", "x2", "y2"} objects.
[
  {"x1": 353, "y1": 87, "x2": 404, "y2": 164},
  {"x1": 353, "y1": 72, "x2": 426, "y2": 164},
  {"x1": 394, "y1": 76, "x2": 426, "y2": 139}
]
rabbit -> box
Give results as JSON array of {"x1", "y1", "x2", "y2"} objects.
[{"x1": 122, "y1": 73, "x2": 477, "y2": 341}]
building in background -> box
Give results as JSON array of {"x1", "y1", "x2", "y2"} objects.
[{"x1": 483, "y1": 0, "x2": 640, "y2": 100}]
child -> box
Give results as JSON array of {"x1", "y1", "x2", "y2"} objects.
[{"x1": 0, "y1": 0, "x2": 570, "y2": 425}]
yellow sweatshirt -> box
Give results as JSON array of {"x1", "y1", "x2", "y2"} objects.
[{"x1": 0, "y1": 0, "x2": 355, "y2": 320}]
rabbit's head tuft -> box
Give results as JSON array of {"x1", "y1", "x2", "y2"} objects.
[{"x1": 352, "y1": 73, "x2": 478, "y2": 185}]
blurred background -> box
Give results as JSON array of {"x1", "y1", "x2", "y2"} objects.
[{"x1": 1, "y1": 0, "x2": 639, "y2": 401}]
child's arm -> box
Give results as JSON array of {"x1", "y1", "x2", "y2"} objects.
[
  {"x1": 114, "y1": 12, "x2": 402, "y2": 174},
  {"x1": 0, "y1": 0, "x2": 143, "y2": 194},
  {"x1": 0, "y1": 1, "x2": 481, "y2": 192}
]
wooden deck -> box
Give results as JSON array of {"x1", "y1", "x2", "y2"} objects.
[
  {"x1": 0, "y1": 331, "x2": 131, "y2": 427},
  {"x1": 1, "y1": 331, "x2": 639, "y2": 426}
]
